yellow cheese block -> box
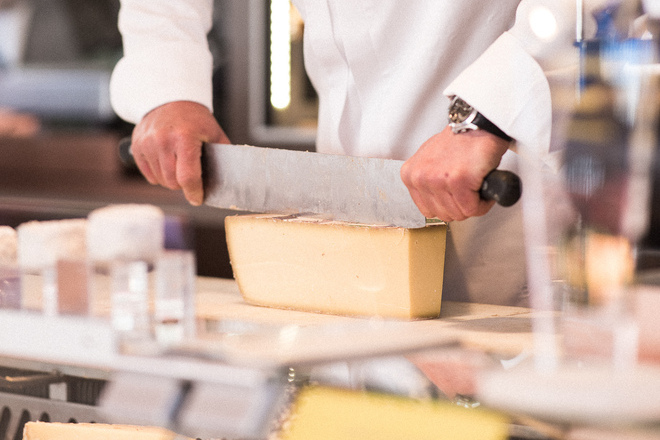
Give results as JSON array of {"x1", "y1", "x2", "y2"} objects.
[
  {"x1": 225, "y1": 214, "x2": 447, "y2": 319},
  {"x1": 279, "y1": 386, "x2": 510, "y2": 440},
  {"x1": 23, "y1": 422, "x2": 180, "y2": 440}
]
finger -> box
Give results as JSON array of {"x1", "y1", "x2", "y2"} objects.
[
  {"x1": 407, "y1": 188, "x2": 434, "y2": 219},
  {"x1": 133, "y1": 153, "x2": 158, "y2": 185},
  {"x1": 409, "y1": 186, "x2": 459, "y2": 223},
  {"x1": 452, "y1": 190, "x2": 481, "y2": 219},
  {"x1": 181, "y1": 179, "x2": 204, "y2": 206},
  {"x1": 406, "y1": 178, "x2": 450, "y2": 221},
  {"x1": 158, "y1": 149, "x2": 182, "y2": 190},
  {"x1": 130, "y1": 133, "x2": 162, "y2": 185},
  {"x1": 402, "y1": 164, "x2": 441, "y2": 218},
  {"x1": 474, "y1": 198, "x2": 497, "y2": 217},
  {"x1": 212, "y1": 128, "x2": 231, "y2": 145},
  {"x1": 432, "y1": 193, "x2": 463, "y2": 222},
  {"x1": 176, "y1": 142, "x2": 204, "y2": 206},
  {"x1": 452, "y1": 180, "x2": 496, "y2": 218}
]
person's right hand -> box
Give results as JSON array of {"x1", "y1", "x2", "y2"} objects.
[
  {"x1": 130, "y1": 101, "x2": 229, "y2": 206},
  {"x1": 400, "y1": 125, "x2": 509, "y2": 222}
]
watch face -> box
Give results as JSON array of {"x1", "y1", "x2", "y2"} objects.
[{"x1": 449, "y1": 98, "x2": 474, "y2": 124}]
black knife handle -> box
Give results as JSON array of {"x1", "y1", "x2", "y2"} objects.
[
  {"x1": 118, "y1": 136, "x2": 521, "y2": 206},
  {"x1": 118, "y1": 136, "x2": 137, "y2": 168},
  {"x1": 480, "y1": 169, "x2": 522, "y2": 207}
]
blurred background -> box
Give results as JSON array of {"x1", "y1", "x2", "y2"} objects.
[{"x1": 0, "y1": 0, "x2": 318, "y2": 278}]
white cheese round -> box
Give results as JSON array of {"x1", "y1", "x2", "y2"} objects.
[
  {"x1": 0, "y1": 226, "x2": 17, "y2": 266},
  {"x1": 87, "y1": 204, "x2": 165, "y2": 262},
  {"x1": 17, "y1": 219, "x2": 87, "y2": 270}
]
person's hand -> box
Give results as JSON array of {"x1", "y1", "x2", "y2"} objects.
[
  {"x1": 400, "y1": 125, "x2": 510, "y2": 222},
  {"x1": 0, "y1": 108, "x2": 40, "y2": 138},
  {"x1": 131, "y1": 101, "x2": 229, "y2": 206},
  {"x1": 0, "y1": 0, "x2": 20, "y2": 9}
]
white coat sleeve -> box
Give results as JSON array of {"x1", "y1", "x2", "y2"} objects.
[
  {"x1": 109, "y1": 0, "x2": 215, "y2": 124},
  {"x1": 444, "y1": 0, "x2": 609, "y2": 156}
]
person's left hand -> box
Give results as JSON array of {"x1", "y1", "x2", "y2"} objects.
[
  {"x1": 400, "y1": 125, "x2": 510, "y2": 222},
  {"x1": 0, "y1": 0, "x2": 19, "y2": 9},
  {"x1": 0, "y1": 108, "x2": 40, "y2": 138}
]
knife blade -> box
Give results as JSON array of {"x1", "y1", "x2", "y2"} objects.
[{"x1": 118, "y1": 138, "x2": 521, "y2": 228}]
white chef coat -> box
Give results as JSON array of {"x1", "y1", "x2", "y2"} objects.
[{"x1": 110, "y1": 0, "x2": 606, "y2": 306}]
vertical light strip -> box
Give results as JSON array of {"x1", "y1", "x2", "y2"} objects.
[
  {"x1": 575, "y1": 0, "x2": 584, "y2": 43},
  {"x1": 270, "y1": 0, "x2": 292, "y2": 110}
]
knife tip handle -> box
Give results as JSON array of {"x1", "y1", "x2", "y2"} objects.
[
  {"x1": 480, "y1": 169, "x2": 522, "y2": 207},
  {"x1": 118, "y1": 136, "x2": 136, "y2": 167}
]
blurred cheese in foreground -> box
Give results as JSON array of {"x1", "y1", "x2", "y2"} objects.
[
  {"x1": 17, "y1": 219, "x2": 87, "y2": 270},
  {"x1": 87, "y1": 204, "x2": 165, "y2": 263},
  {"x1": 0, "y1": 226, "x2": 17, "y2": 266},
  {"x1": 278, "y1": 386, "x2": 509, "y2": 440},
  {"x1": 16, "y1": 219, "x2": 88, "y2": 313},
  {"x1": 23, "y1": 422, "x2": 182, "y2": 440},
  {"x1": 225, "y1": 214, "x2": 447, "y2": 319}
]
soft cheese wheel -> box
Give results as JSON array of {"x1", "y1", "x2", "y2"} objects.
[
  {"x1": 17, "y1": 219, "x2": 87, "y2": 270},
  {"x1": 0, "y1": 226, "x2": 17, "y2": 266},
  {"x1": 23, "y1": 422, "x2": 182, "y2": 440},
  {"x1": 87, "y1": 204, "x2": 165, "y2": 262},
  {"x1": 225, "y1": 214, "x2": 447, "y2": 319}
]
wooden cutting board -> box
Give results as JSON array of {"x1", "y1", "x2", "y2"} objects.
[
  {"x1": 16, "y1": 272, "x2": 550, "y2": 367},
  {"x1": 193, "y1": 277, "x2": 548, "y2": 366}
]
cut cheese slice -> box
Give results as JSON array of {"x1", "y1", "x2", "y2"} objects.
[
  {"x1": 23, "y1": 422, "x2": 181, "y2": 440},
  {"x1": 225, "y1": 214, "x2": 447, "y2": 319}
]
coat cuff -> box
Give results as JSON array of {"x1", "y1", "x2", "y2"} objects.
[
  {"x1": 444, "y1": 32, "x2": 552, "y2": 156},
  {"x1": 110, "y1": 42, "x2": 214, "y2": 124}
]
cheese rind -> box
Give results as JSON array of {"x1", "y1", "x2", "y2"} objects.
[
  {"x1": 225, "y1": 214, "x2": 447, "y2": 319},
  {"x1": 22, "y1": 422, "x2": 180, "y2": 440}
]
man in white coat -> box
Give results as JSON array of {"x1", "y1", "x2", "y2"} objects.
[{"x1": 110, "y1": 0, "x2": 607, "y2": 306}]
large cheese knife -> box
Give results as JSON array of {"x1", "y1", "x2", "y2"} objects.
[{"x1": 119, "y1": 139, "x2": 521, "y2": 228}]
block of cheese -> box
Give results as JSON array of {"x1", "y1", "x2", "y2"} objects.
[
  {"x1": 0, "y1": 226, "x2": 17, "y2": 266},
  {"x1": 225, "y1": 214, "x2": 447, "y2": 319},
  {"x1": 23, "y1": 422, "x2": 181, "y2": 440},
  {"x1": 87, "y1": 204, "x2": 165, "y2": 262},
  {"x1": 0, "y1": 226, "x2": 20, "y2": 309},
  {"x1": 17, "y1": 219, "x2": 87, "y2": 270},
  {"x1": 278, "y1": 386, "x2": 509, "y2": 440}
]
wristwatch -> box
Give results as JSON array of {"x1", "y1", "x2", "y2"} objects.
[{"x1": 447, "y1": 96, "x2": 513, "y2": 142}]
